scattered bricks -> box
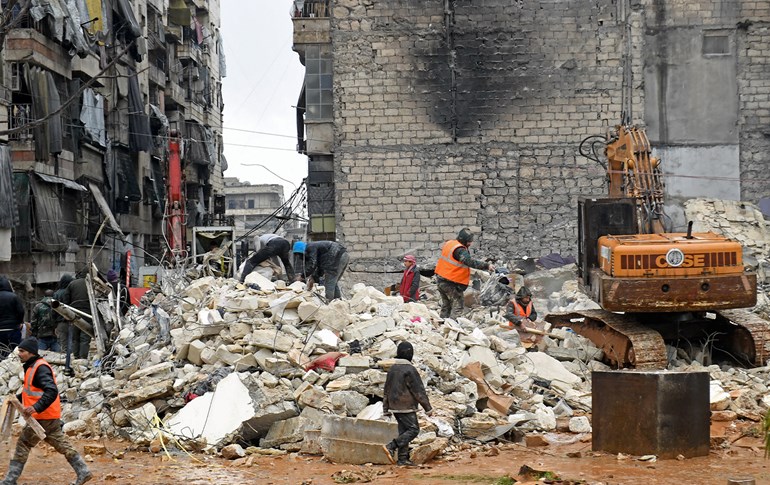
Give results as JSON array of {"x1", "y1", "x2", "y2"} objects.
[
  {"x1": 83, "y1": 444, "x2": 106, "y2": 456},
  {"x1": 410, "y1": 437, "x2": 449, "y2": 465},
  {"x1": 128, "y1": 362, "x2": 174, "y2": 381},
  {"x1": 525, "y1": 434, "x2": 550, "y2": 447},
  {"x1": 221, "y1": 444, "x2": 246, "y2": 459},
  {"x1": 711, "y1": 410, "x2": 737, "y2": 421}
]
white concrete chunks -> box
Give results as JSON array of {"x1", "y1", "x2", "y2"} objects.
[
  {"x1": 115, "y1": 378, "x2": 174, "y2": 408},
  {"x1": 185, "y1": 276, "x2": 215, "y2": 300},
  {"x1": 568, "y1": 415, "x2": 592, "y2": 433},
  {"x1": 249, "y1": 329, "x2": 294, "y2": 352},
  {"x1": 514, "y1": 352, "x2": 581, "y2": 393},
  {"x1": 319, "y1": 415, "x2": 398, "y2": 465},
  {"x1": 165, "y1": 373, "x2": 255, "y2": 447},
  {"x1": 187, "y1": 340, "x2": 206, "y2": 366},
  {"x1": 342, "y1": 317, "x2": 395, "y2": 342},
  {"x1": 244, "y1": 271, "x2": 276, "y2": 291}
]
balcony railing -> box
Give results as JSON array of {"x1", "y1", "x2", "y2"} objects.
[
  {"x1": 8, "y1": 104, "x2": 33, "y2": 141},
  {"x1": 292, "y1": 0, "x2": 329, "y2": 18}
]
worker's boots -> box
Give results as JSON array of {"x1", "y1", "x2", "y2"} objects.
[
  {"x1": 67, "y1": 454, "x2": 93, "y2": 485},
  {"x1": 397, "y1": 448, "x2": 415, "y2": 467},
  {"x1": 0, "y1": 460, "x2": 24, "y2": 485}
]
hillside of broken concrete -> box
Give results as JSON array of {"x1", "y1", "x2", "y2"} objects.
[{"x1": 0, "y1": 198, "x2": 767, "y2": 466}]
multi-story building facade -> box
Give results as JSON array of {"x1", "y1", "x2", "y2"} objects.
[
  {"x1": 0, "y1": 0, "x2": 226, "y2": 287},
  {"x1": 291, "y1": 0, "x2": 770, "y2": 270}
]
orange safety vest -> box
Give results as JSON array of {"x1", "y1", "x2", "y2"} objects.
[
  {"x1": 435, "y1": 240, "x2": 470, "y2": 285},
  {"x1": 21, "y1": 358, "x2": 61, "y2": 420},
  {"x1": 510, "y1": 299, "x2": 533, "y2": 319}
]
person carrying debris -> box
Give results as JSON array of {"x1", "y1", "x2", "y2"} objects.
[
  {"x1": 30, "y1": 290, "x2": 59, "y2": 352},
  {"x1": 60, "y1": 270, "x2": 92, "y2": 360},
  {"x1": 0, "y1": 337, "x2": 92, "y2": 485},
  {"x1": 0, "y1": 276, "x2": 25, "y2": 361},
  {"x1": 383, "y1": 341, "x2": 432, "y2": 466},
  {"x1": 434, "y1": 228, "x2": 495, "y2": 319},
  {"x1": 504, "y1": 286, "x2": 543, "y2": 346},
  {"x1": 398, "y1": 255, "x2": 420, "y2": 303},
  {"x1": 304, "y1": 241, "x2": 349, "y2": 300},
  {"x1": 240, "y1": 234, "x2": 295, "y2": 283}
]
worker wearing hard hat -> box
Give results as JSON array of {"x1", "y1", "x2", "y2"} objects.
[{"x1": 434, "y1": 228, "x2": 495, "y2": 319}]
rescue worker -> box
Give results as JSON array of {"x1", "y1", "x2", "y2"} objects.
[
  {"x1": 304, "y1": 241, "x2": 349, "y2": 300},
  {"x1": 60, "y1": 270, "x2": 91, "y2": 360},
  {"x1": 383, "y1": 341, "x2": 432, "y2": 466},
  {"x1": 240, "y1": 234, "x2": 295, "y2": 283},
  {"x1": 504, "y1": 286, "x2": 542, "y2": 345},
  {"x1": 434, "y1": 228, "x2": 495, "y2": 319},
  {"x1": 30, "y1": 290, "x2": 59, "y2": 352},
  {"x1": 0, "y1": 337, "x2": 92, "y2": 485},
  {"x1": 53, "y1": 274, "x2": 74, "y2": 351},
  {"x1": 398, "y1": 255, "x2": 420, "y2": 303},
  {"x1": 292, "y1": 239, "x2": 306, "y2": 281}
]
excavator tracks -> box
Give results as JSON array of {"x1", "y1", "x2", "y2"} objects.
[
  {"x1": 545, "y1": 309, "x2": 770, "y2": 369},
  {"x1": 545, "y1": 310, "x2": 668, "y2": 369}
]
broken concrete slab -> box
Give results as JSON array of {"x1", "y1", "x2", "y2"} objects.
[
  {"x1": 411, "y1": 437, "x2": 449, "y2": 464},
  {"x1": 319, "y1": 415, "x2": 397, "y2": 465}
]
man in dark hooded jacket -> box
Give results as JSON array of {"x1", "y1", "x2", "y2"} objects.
[
  {"x1": 382, "y1": 341, "x2": 432, "y2": 466},
  {"x1": 60, "y1": 270, "x2": 91, "y2": 359},
  {"x1": 53, "y1": 274, "x2": 73, "y2": 352},
  {"x1": 0, "y1": 276, "x2": 25, "y2": 361}
]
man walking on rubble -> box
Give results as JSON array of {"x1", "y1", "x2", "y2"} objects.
[
  {"x1": 31, "y1": 290, "x2": 59, "y2": 352},
  {"x1": 0, "y1": 337, "x2": 92, "y2": 485},
  {"x1": 434, "y1": 228, "x2": 495, "y2": 319},
  {"x1": 240, "y1": 233, "x2": 295, "y2": 283},
  {"x1": 304, "y1": 241, "x2": 349, "y2": 300},
  {"x1": 53, "y1": 274, "x2": 74, "y2": 351},
  {"x1": 383, "y1": 341, "x2": 432, "y2": 466},
  {"x1": 60, "y1": 270, "x2": 92, "y2": 360}
]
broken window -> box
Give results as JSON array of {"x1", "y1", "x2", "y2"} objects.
[{"x1": 703, "y1": 32, "x2": 731, "y2": 56}]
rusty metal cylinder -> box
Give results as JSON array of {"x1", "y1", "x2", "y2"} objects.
[{"x1": 50, "y1": 300, "x2": 94, "y2": 338}]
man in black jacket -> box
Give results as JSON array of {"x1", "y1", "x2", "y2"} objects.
[
  {"x1": 0, "y1": 337, "x2": 92, "y2": 485},
  {"x1": 60, "y1": 271, "x2": 91, "y2": 360},
  {"x1": 304, "y1": 241, "x2": 349, "y2": 300},
  {"x1": 0, "y1": 276, "x2": 25, "y2": 361},
  {"x1": 383, "y1": 341, "x2": 432, "y2": 466}
]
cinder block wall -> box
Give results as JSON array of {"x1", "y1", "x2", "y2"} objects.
[{"x1": 331, "y1": 0, "x2": 770, "y2": 271}]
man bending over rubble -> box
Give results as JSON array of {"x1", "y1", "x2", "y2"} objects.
[
  {"x1": 1, "y1": 338, "x2": 92, "y2": 485},
  {"x1": 383, "y1": 341, "x2": 432, "y2": 466},
  {"x1": 304, "y1": 241, "x2": 349, "y2": 300},
  {"x1": 240, "y1": 234, "x2": 295, "y2": 283}
]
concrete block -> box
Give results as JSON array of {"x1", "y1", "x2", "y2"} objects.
[
  {"x1": 337, "y1": 356, "x2": 371, "y2": 374},
  {"x1": 342, "y1": 317, "x2": 392, "y2": 341},
  {"x1": 250, "y1": 329, "x2": 293, "y2": 352},
  {"x1": 187, "y1": 340, "x2": 206, "y2": 366},
  {"x1": 259, "y1": 416, "x2": 306, "y2": 448},
  {"x1": 411, "y1": 437, "x2": 449, "y2": 465},
  {"x1": 128, "y1": 362, "x2": 174, "y2": 381},
  {"x1": 319, "y1": 415, "x2": 398, "y2": 465}
]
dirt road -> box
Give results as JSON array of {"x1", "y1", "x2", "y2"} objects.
[{"x1": 1, "y1": 435, "x2": 767, "y2": 485}]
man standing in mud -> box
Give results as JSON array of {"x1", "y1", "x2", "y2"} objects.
[{"x1": 0, "y1": 337, "x2": 92, "y2": 485}]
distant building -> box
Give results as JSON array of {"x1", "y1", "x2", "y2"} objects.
[{"x1": 223, "y1": 177, "x2": 305, "y2": 246}]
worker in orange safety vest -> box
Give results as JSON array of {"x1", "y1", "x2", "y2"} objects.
[
  {"x1": 0, "y1": 338, "x2": 92, "y2": 485},
  {"x1": 504, "y1": 286, "x2": 543, "y2": 346},
  {"x1": 434, "y1": 228, "x2": 495, "y2": 319}
]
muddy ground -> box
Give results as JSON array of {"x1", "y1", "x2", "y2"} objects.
[{"x1": 1, "y1": 428, "x2": 767, "y2": 485}]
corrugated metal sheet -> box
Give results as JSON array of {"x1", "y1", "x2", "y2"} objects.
[{"x1": 35, "y1": 172, "x2": 87, "y2": 192}]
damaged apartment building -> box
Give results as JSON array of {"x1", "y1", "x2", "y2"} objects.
[
  {"x1": 0, "y1": 0, "x2": 226, "y2": 287},
  {"x1": 291, "y1": 0, "x2": 770, "y2": 271}
]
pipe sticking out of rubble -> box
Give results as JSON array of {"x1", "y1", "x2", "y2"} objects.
[{"x1": 50, "y1": 300, "x2": 94, "y2": 338}]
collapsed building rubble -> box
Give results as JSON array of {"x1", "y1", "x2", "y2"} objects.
[{"x1": 0, "y1": 198, "x2": 767, "y2": 465}]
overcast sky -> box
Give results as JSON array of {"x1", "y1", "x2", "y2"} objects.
[{"x1": 220, "y1": 1, "x2": 307, "y2": 199}]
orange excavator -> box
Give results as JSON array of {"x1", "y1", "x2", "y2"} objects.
[{"x1": 545, "y1": 125, "x2": 769, "y2": 368}]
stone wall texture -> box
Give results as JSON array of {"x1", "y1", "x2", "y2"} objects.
[{"x1": 330, "y1": 0, "x2": 770, "y2": 270}]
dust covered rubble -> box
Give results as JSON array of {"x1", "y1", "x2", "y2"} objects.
[{"x1": 0, "y1": 263, "x2": 767, "y2": 463}]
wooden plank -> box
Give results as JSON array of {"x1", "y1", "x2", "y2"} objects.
[{"x1": 4, "y1": 398, "x2": 46, "y2": 440}]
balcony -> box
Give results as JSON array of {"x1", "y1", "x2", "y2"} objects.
[
  {"x1": 71, "y1": 53, "x2": 104, "y2": 85},
  {"x1": 292, "y1": 0, "x2": 331, "y2": 46},
  {"x1": 4, "y1": 29, "x2": 70, "y2": 78},
  {"x1": 178, "y1": 40, "x2": 202, "y2": 65},
  {"x1": 149, "y1": 63, "x2": 166, "y2": 87},
  {"x1": 165, "y1": 80, "x2": 185, "y2": 107},
  {"x1": 7, "y1": 104, "x2": 33, "y2": 142},
  {"x1": 292, "y1": 0, "x2": 330, "y2": 18}
]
